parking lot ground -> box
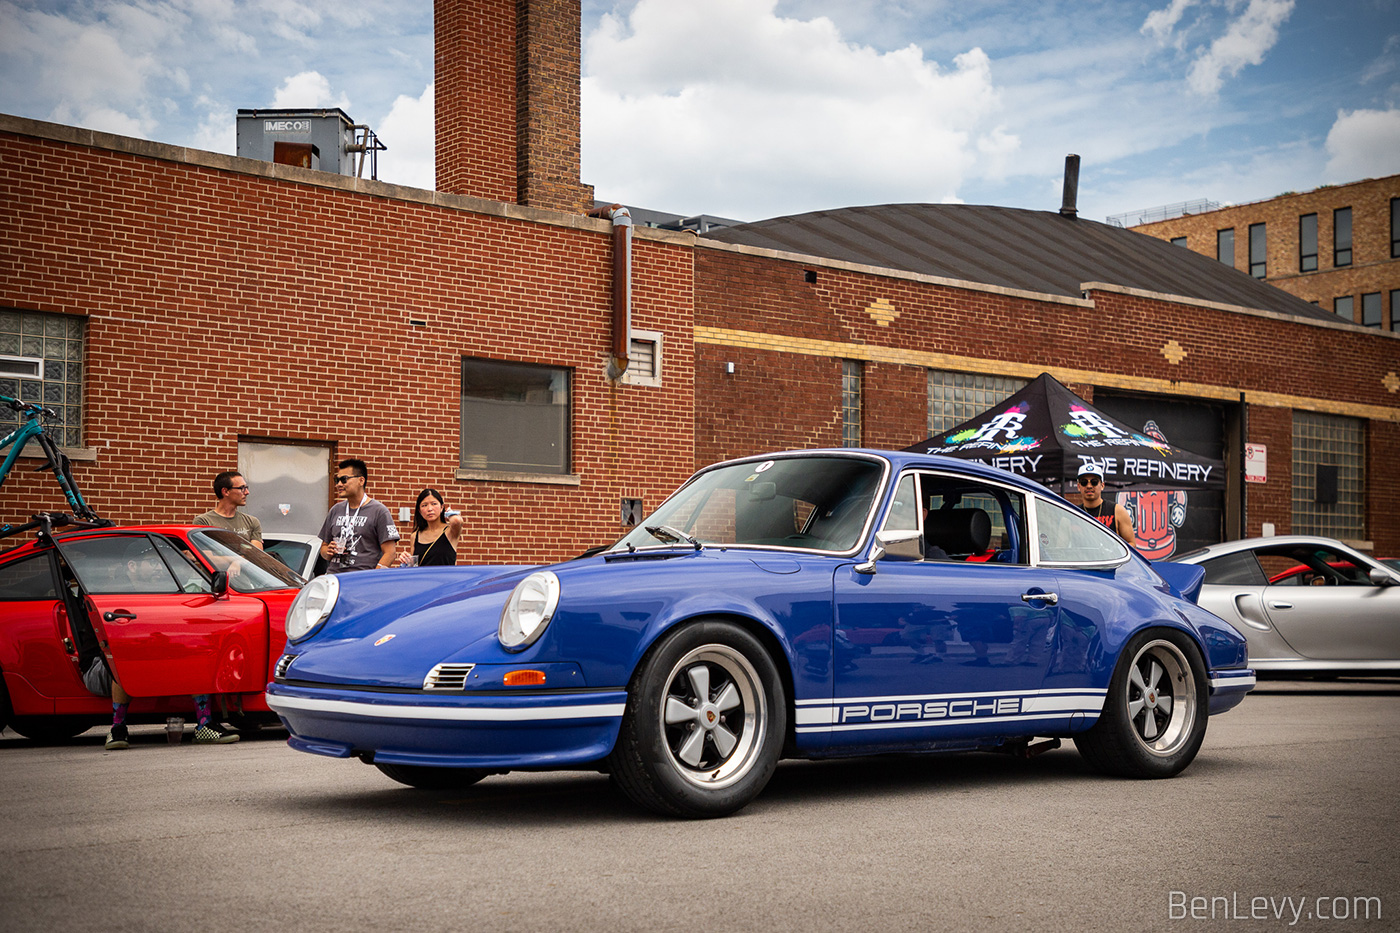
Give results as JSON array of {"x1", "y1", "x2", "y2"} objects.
[{"x1": 1, "y1": 680, "x2": 1397, "y2": 933}]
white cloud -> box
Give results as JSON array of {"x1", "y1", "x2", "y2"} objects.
[
  {"x1": 1324, "y1": 108, "x2": 1400, "y2": 183},
  {"x1": 1186, "y1": 0, "x2": 1293, "y2": 96},
  {"x1": 1141, "y1": 0, "x2": 1198, "y2": 43},
  {"x1": 582, "y1": 0, "x2": 1014, "y2": 219},
  {"x1": 373, "y1": 82, "x2": 435, "y2": 190},
  {"x1": 269, "y1": 70, "x2": 350, "y2": 110}
]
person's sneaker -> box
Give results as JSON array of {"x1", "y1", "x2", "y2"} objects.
[
  {"x1": 192, "y1": 724, "x2": 240, "y2": 744},
  {"x1": 104, "y1": 724, "x2": 130, "y2": 750}
]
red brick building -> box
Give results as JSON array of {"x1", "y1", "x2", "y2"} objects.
[
  {"x1": 2, "y1": 0, "x2": 1398, "y2": 559},
  {"x1": 1131, "y1": 175, "x2": 1400, "y2": 330}
]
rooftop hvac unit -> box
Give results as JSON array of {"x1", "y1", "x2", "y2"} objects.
[{"x1": 235, "y1": 108, "x2": 386, "y2": 180}]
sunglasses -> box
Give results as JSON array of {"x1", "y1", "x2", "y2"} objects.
[
  {"x1": 334, "y1": 474, "x2": 362, "y2": 484},
  {"x1": 1077, "y1": 476, "x2": 1102, "y2": 486}
]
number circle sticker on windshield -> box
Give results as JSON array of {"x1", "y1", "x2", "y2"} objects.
[{"x1": 754, "y1": 460, "x2": 774, "y2": 473}]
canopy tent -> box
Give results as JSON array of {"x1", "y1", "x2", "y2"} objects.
[{"x1": 903, "y1": 373, "x2": 1226, "y2": 493}]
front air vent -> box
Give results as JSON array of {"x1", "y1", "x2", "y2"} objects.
[
  {"x1": 274, "y1": 653, "x2": 298, "y2": 679},
  {"x1": 423, "y1": 663, "x2": 476, "y2": 691}
]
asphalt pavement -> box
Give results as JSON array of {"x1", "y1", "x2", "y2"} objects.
[{"x1": 1, "y1": 679, "x2": 1396, "y2": 933}]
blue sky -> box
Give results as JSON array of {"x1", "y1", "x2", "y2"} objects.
[{"x1": 1, "y1": 0, "x2": 1397, "y2": 223}]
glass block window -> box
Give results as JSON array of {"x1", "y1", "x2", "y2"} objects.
[
  {"x1": 1299, "y1": 213, "x2": 1317, "y2": 272},
  {"x1": 841, "y1": 359, "x2": 862, "y2": 448},
  {"x1": 1291, "y1": 411, "x2": 1364, "y2": 540},
  {"x1": 1216, "y1": 228, "x2": 1234, "y2": 266},
  {"x1": 926, "y1": 370, "x2": 1027, "y2": 435},
  {"x1": 0, "y1": 310, "x2": 85, "y2": 448}
]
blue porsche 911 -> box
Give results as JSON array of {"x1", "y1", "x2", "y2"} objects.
[{"x1": 267, "y1": 449, "x2": 1254, "y2": 818}]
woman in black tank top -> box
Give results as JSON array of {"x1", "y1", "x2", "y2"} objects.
[{"x1": 399, "y1": 487, "x2": 463, "y2": 566}]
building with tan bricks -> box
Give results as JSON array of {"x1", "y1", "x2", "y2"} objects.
[
  {"x1": 1130, "y1": 175, "x2": 1400, "y2": 331},
  {"x1": 2, "y1": 0, "x2": 1398, "y2": 562}
]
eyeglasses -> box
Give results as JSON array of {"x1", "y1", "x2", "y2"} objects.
[
  {"x1": 230, "y1": 485, "x2": 250, "y2": 492},
  {"x1": 334, "y1": 474, "x2": 361, "y2": 484},
  {"x1": 1077, "y1": 476, "x2": 1102, "y2": 487}
]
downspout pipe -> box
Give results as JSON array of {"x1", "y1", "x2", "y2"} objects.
[{"x1": 588, "y1": 203, "x2": 632, "y2": 381}]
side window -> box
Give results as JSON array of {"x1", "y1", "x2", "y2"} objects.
[
  {"x1": 153, "y1": 536, "x2": 212, "y2": 594},
  {"x1": 916, "y1": 474, "x2": 1028, "y2": 564},
  {"x1": 61, "y1": 536, "x2": 181, "y2": 595},
  {"x1": 1199, "y1": 551, "x2": 1265, "y2": 585},
  {"x1": 0, "y1": 552, "x2": 58, "y2": 600},
  {"x1": 1258, "y1": 547, "x2": 1370, "y2": 586},
  {"x1": 1034, "y1": 499, "x2": 1128, "y2": 564}
]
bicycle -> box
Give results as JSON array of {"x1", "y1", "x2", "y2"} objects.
[{"x1": 1, "y1": 394, "x2": 111, "y2": 539}]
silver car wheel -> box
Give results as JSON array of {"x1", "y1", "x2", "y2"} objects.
[
  {"x1": 1125, "y1": 638, "x2": 1198, "y2": 756},
  {"x1": 658, "y1": 644, "x2": 766, "y2": 790}
]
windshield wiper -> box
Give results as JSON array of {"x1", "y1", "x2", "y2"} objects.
[{"x1": 644, "y1": 524, "x2": 702, "y2": 550}]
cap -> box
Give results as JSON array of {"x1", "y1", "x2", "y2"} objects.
[{"x1": 1077, "y1": 463, "x2": 1104, "y2": 479}]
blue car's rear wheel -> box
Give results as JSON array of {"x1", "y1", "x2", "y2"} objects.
[
  {"x1": 609, "y1": 620, "x2": 786, "y2": 818},
  {"x1": 1075, "y1": 629, "x2": 1207, "y2": 778}
]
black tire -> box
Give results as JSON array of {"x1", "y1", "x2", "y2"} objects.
[
  {"x1": 1075, "y1": 628, "x2": 1208, "y2": 778},
  {"x1": 608, "y1": 619, "x2": 786, "y2": 818},
  {"x1": 375, "y1": 763, "x2": 491, "y2": 790},
  {"x1": 8, "y1": 715, "x2": 100, "y2": 743}
]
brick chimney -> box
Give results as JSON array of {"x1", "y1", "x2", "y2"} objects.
[{"x1": 435, "y1": 0, "x2": 594, "y2": 212}]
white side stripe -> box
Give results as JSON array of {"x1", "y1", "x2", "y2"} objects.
[{"x1": 267, "y1": 694, "x2": 625, "y2": 723}]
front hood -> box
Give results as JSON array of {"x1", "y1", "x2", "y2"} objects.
[{"x1": 284, "y1": 565, "x2": 536, "y2": 687}]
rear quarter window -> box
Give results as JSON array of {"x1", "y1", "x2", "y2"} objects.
[
  {"x1": 1199, "y1": 551, "x2": 1266, "y2": 585},
  {"x1": 0, "y1": 553, "x2": 57, "y2": 600}
]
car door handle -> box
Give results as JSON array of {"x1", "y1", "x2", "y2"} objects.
[
  {"x1": 1022, "y1": 592, "x2": 1058, "y2": 605},
  {"x1": 1268, "y1": 601, "x2": 1293, "y2": 610},
  {"x1": 103, "y1": 610, "x2": 137, "y2": 622}
]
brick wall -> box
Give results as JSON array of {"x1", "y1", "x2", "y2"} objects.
[
  {"x1": 693, "y1": 244, "x2": 1400, "y2": 553},
  {"x1": 0, "y1": 126, "x2": 694, "y2": 564},
  {"x1": 1134, "y1": 175, "x2": 1400, "y2": 329}
]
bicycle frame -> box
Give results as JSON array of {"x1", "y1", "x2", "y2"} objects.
[{"x1": 1, "y1": 395, "x2": 108, "y2": 537}]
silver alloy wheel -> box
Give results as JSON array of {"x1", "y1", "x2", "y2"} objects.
[
  {"x1": 659, "y1": 644, "x2": 766, "y2": 789},
  {"x1": 1126, "y1": 638, "x2": 1198, "y2": 756}
]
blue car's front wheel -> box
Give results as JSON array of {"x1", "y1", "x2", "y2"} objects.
[{"x1": 610, "y1": 620, "x2": 786, "y2": 818}]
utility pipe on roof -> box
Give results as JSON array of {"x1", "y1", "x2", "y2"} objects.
[{"x1": 588, "y1": 203, "x2": 633, "y2": 381}]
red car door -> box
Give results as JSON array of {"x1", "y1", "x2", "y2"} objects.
[{"x1": 60, "y1": 533, "x2": 269, "y2": 698}]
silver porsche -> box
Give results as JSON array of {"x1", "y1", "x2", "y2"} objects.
[{"x1": 1173, "y1": 535, "x2": 1400, "y2": 675}]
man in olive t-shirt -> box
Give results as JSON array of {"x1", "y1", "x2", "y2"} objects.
[{"x1": 193, "y1": 471, "x2": 264, "y2": 548}]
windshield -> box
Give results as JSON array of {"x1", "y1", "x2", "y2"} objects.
[
  {"x1": 189, "y1": 529, "x2": 305, "y2": 591},
  {"x1": 613, "y1": 455, "x2": 886, "y2": 552}
]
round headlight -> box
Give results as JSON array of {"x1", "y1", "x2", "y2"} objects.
[
  {"x1": 499, "y1": 570, "x2": 560, "y2": 650},
  {"x1": 285, "y1": 574, "x2": 340, "y2": 643}
]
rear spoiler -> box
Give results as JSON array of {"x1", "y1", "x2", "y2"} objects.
[{"x1": 1152, "y1": 560, "x2": 1206, "y2": 605}]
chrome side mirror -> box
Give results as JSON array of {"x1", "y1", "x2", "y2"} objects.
[
  {"x1": 855, "y1": 529, "x2": 923, "y2": 575},
  {"x1": 1369, "y1": 568, "x2": 1396, "y2": 587}
]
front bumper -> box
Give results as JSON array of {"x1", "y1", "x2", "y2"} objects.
[
  {"x1": 265, "y1": 681, "x2": 627, "y2": 769},
  {"x1": 1207, "y1": 668, "x2": 1255, "y2": 715}
]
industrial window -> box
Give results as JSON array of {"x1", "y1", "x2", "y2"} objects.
[
  {"x1": 0, "y1": 309, "x2": 85, "y2": 448},
  {"x1": 1334, "y1": 296, "x2": 1354, "y2": 321},
  {"x1": 1361, "y1": 293, "x2": 1382, "y2": 328},
  {"x1": 1392, "y1": 198, "x2": 1399, "y2": 259},
  {"x1": 1392, "y1": 291, "x2": 1400, "y2": 331},
  {"x1": 926, "y1": 370, "x2": 1026, "y2": 435},
  {"x1": 1334, "y1": 207, "x2": 1352, "y2": 266},
  {"x1": 1299, "y1": 214, "x2": 1317, "y2": 272},
  {"x1": 621, "y1": 329, "x2": 662, "y2": 387},
  {"x1": 1291, "y1": 411, "x2": 1364, "y2": 541},
  {"x1": 1170, "y1": 236, "x2": 1187, "y2": 247},
  {"x1": 1248, "y1": 223, "x2": 1266, "y2": 278},
  {"x1": 841, "y1": 360, "x2": 862, "y2": 447},
  {"x1": 1216, "y1": 228, "x2": 1234, "y2": 266},
  {"x1": 459, "y1": 358, "x2": 570, "y2": 475}
]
